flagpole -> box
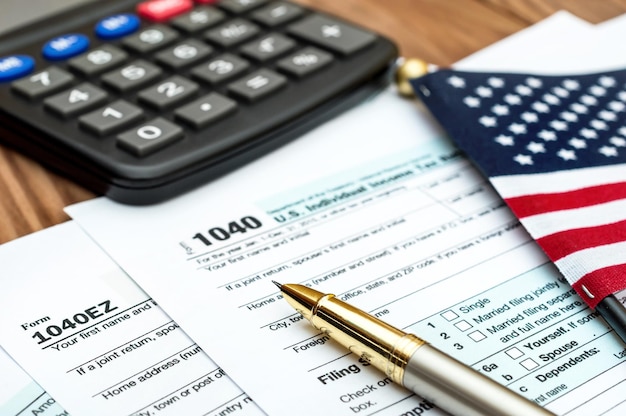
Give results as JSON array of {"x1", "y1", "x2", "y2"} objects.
[{"x1": 596, "y1": 294, "x2": 626, "y2": 344}]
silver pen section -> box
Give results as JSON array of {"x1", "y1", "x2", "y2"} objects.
[{"x1": 275, "y1": 282, "x2": 555, "y2": 416}]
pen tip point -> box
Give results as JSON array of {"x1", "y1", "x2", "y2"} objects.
[{"x1": 272, "y1": 280, "x2": 282, "y2": 289}]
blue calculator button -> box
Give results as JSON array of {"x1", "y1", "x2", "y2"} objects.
[
  {"x1": 0, "y1": 55, "x2": 35, "y2": 82},
  {"x1": 95, "y1": 14, "x2": 141, "y2": 40},
  {"x1": 42, "y1": 34, "x2": 90, "y2": 61}
]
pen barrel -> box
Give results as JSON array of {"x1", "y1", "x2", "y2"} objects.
[{"x1": 404, "y1": 344, "x2": 553, "y2": 416}]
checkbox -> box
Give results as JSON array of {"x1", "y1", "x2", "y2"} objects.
[
  {"x1": 506, "y1": 347, "x2": 524, "y2": 359},
  {"x1": 441, "y1": 310, "x2": 459, "y2": 321},
  {"x1": 454, "y1": 320, "x2": 473, "y2": 332},
  {"x1": 468, "y1": 330, "x2": 487, "y2": 342},
  {"x1": 520, "y1": 358, "x2": 539, "y2": 370}
]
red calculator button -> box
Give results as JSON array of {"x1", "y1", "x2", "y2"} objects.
[{"x1": 137, "y1": 0, "x2": 194, "y2": 22}]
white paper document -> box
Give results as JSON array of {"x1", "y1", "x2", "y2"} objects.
[{"x1": 0, "y1": 222, "x2": 263, "y2": 416}]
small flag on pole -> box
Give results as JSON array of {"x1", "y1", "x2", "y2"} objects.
[{"x1": 411, "y1": 68, "x2": 626, "y2": 342}]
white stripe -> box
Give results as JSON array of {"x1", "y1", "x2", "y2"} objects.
[
  {"x1": 491, "y1": 164, "x2": 625, "y2": 198},
  {"x1": 520, "y1": 198, "x2": 626, "y2": 238},
  {"x1": 555, "y1": 241, "x2": 626, "y2": 284}
]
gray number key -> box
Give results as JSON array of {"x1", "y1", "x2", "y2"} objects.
[
  {"x1": 43, "y1": 83, "x2": 108, "y2": 118},
  {"x1": 228, "y1": 69, "x2": 286, "y2": 102},
  {"x1": 102, "y1": 60, "x2": 162, "y2": 92},
  {"x1": 155, "y1": 39, "x2": 213, "y2": 69},
  {"x1": 79, "y1": 100, "x2": 144, "y2": 136},
  {"x1": 171, "y1": 6, "x2": 226, "y2": 33},
  {"x1": 11, "y1": 66, "x2": 74, "y2": 99},
  {"x1": 240, "y1": 33, "x2": 295, "y2": 62},
  {"x1": 69, "y1": 45, "x2": 128, "y2": 76},
  {"x1": 277, "y1": 47, "x2": 333, "y2": 77},
  {"x1": 117, "y1": 117, "x2": 183, "y2": 157},
  {"x1": 122, "y1": 25, "x2": 180, "y2": 53},
  {"x1": 251, "y1": 2, "x2": 304, "y2": 27},
  {"x1": 138, "y1": 76, "x2": 199, "y2": 110},
  {"x1": 175, "y1": 93, "x2": 237, "y2": 129},
  {"x1": 219, "y1": 0, "x2": 268, "y2": 14},
  {"x1": 191, "y1": 53, "x2": 249, "y2": 85},
  {"x1": 288, "y1": 14, "x2": 376, "y2": 55}
]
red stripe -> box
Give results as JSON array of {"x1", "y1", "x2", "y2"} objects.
[
  {"x1": 572, "y1": 263, "x2": 626, "y2": 308},
  {"x1": 536, "y1": 219, "x2": 626, "y2": 261},
  {"x1": 505, "y1": 181, "x2": 626, "y2": 218}
]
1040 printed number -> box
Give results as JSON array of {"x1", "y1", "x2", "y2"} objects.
[{"x1": 192, "y1": 216, "x2": 262, "y2": 246}]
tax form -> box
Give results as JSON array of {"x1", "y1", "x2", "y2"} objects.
[
  {"x1": 66, "y1": 12, "x2": 626, "y2": 416},
  {"x1": 0, "y1": 222, "x2": 263, "y2": 416}
]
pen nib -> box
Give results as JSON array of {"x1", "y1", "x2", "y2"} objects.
[{"x1": 272, "y1": 280, "x2": 282, "y2": 290}]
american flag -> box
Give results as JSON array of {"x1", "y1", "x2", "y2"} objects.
[{"x1": 411, "y1": 69, "x2": 626, "y2": 309}]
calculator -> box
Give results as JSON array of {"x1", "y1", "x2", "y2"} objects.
[{"x1": 0, "y1": 0, "x2": 397, "y2": 204}]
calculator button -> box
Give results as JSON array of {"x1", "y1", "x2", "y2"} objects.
[
  {"x1": 277, "y1": 46, "x2": 333, "y2": 77},
  {"x1": 251, "y1": 2, "x2": 304, "y2": 27},
  {"x1": 288, "y1": 14, "x2": 376, "y2": 55},
  {"x1": 175, "y1": 92, "x2": 237, "y2": 129},
  {"x1": 205, "y1": 19, "x2": 260, "y2": 48},
  {"x1": 102, "y1": 60, "x2": 162, "y2": 92},
  {"x1": 0, "y1": 55, "x2": 35, "y2": 83},
  {"x1": 171, "y1": 6, "x2": 226, "y2": 33},
  {"x1": 155, "y1": 39, "x2": 213, "y2": 69},
  {"x1": 79, "y1": 100, "x2": 144, "y2": 136},
  {"x1": 11, "y1": 66, "x2": 74, "y2": 99},
  {"x1": 43, "y1": 83, "x2": 108, "y2": 118},
  {"x1": 240, "y1": 33, "x2": 295, "y2": 62},
  {"x1": 137, "y1": 0, "x2": 194, "y2": 22},
  {"x1": 69, "y1": 45, "x2": 128, "y2": 76},
  {"x1": 138, "y1": 76, "x2": 199, "y2": 110},
  {"x1": 191, "y1": 53, "x2": 249, "y2": 85},
  {"x1": 42, "y1": 34, "x2": 90, "y2": 61},
  {"x1": 228, "y1": 68, "x2": 286, "y2": 102},
  {"x1": 95, "y1": 14, "x2": 140, "y2": 39},
  {"x1": 219, "y1": 0, "x2": 268, "y2": 14},
  {"x1": 117, "y1": 117, "x2": 183, "y2": 156},
  {"x1": 122, "y1": 25, "x2": 180, "y2": 53}
]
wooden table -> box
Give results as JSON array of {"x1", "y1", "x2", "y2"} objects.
[{"x1": 2, "y1": 0, "x2": 626, "y2": 244}]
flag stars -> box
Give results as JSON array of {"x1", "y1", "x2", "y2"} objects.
[
  {"x1": 618, "y1": 126, "x2": 626, "y2": 136},
  {"x1": 514, "y1": 154, "x2": 533, "y2": 165},
  {"x1": 552, "y1": 86, "x2": 570, "y2": 98},
  {"x1": 527, "y1": 142, "x2": 546, "y2": 153},
  {"x1": 476, "y1": 86, "x2": 493, "y2": 97},
  {"x1": 464, "y1": 96, "x2": 481, "y2": 108},
  {"x1": 492, "y1": 104, "x2": 509, "y2": 116},
  {"x1": 618, "y1": 91, "x2": 626, "y2": 102},
  {"x1": 495, "y1": 134, "x2": 514, "y2": 146},
  {"x1": 532, "y1": 102, "x2": 550, "y2": 113},
  {"x1": 543, "y1": 93, "x2": 560, "y2": 105},
  {"x1": 557, "y1": 148, "x2": 577, "y2": 161},
  {"x1": 580, "y1": 128, "x2": 598, "y2": 139},
  {"x1": 589, "y1": 85, "x2": 607, "y2": 97},
  {"x1": 609, "y1": 136, "x2": 626, "y2": 147},
  {"x1": 590, "y1": 119, "x2": 609, "y2": 130},
  {"x1": 562, "y1": 79, "x2": 580, "y2": 90},
  {"x1": 580, "y1": 95, "x2": 598, "y2": 106},
  {"x1": 479, "y1": 116, "x2": 497, "y2": 127},
  {"x1": 515, "y1": 85, "x2": 533, "y2": 96},
  {"x1": 487, "y1": 77, "x2": 505, "y2": 88},
  {"x1": 538, "y1": 130, "x2": 557, "y2": 141},
  {"x1": 570, "y1": 103, "x2": 588, "y2": 114},
  {"x1": 597, "y1": 110, "x2": 617, "y2": 121},
  {"x1": 520, "y1": 112, "x2": 539, "y2": 123},
  {"x1": 549, "y1": 120, "x2": 568, "y2": 131},
  {"x1": 526, "y1": 77, "x2": 543, "y2": 88},
  {"x1": 560, "y1": 111, "x2": 578, "y2": 122},
  {"x1": 608, "y1": 101, "x2": 626, "y2": 112},
  {"x1": 508, "y1": 123, "x2": 527, "y2": 134},
  {"x1": 569, "y1": 138, "x2": 587, "y2": 149},
  {"x1": 599, "y1": 146, "x2": 618, "y2": 157},
  {"x1": 598, "y1": 76, "x2": 616, "y2": 88},
  {"x1": 447, "y1": 75, "x2": 466, "y2": 88},
  {"x1": 504, "y1": 94, "x2": 522, "y2": 105}
]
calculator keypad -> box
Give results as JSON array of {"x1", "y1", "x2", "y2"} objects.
[{"x1": 0, "y1": 0, "x2": 396, "y2": 203}]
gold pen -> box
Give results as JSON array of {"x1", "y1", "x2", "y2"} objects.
[{"x1": 275, "y1": 282, "x2": 555, "y2": 416}]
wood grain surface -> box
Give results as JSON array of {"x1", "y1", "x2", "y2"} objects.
[{"x1": 2, "y1": 0, "x2": 626, "y2": 244}]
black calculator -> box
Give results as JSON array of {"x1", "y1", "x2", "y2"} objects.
[{"x1": 0, "y1": 0, "x2": 397, "y2": 204}]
